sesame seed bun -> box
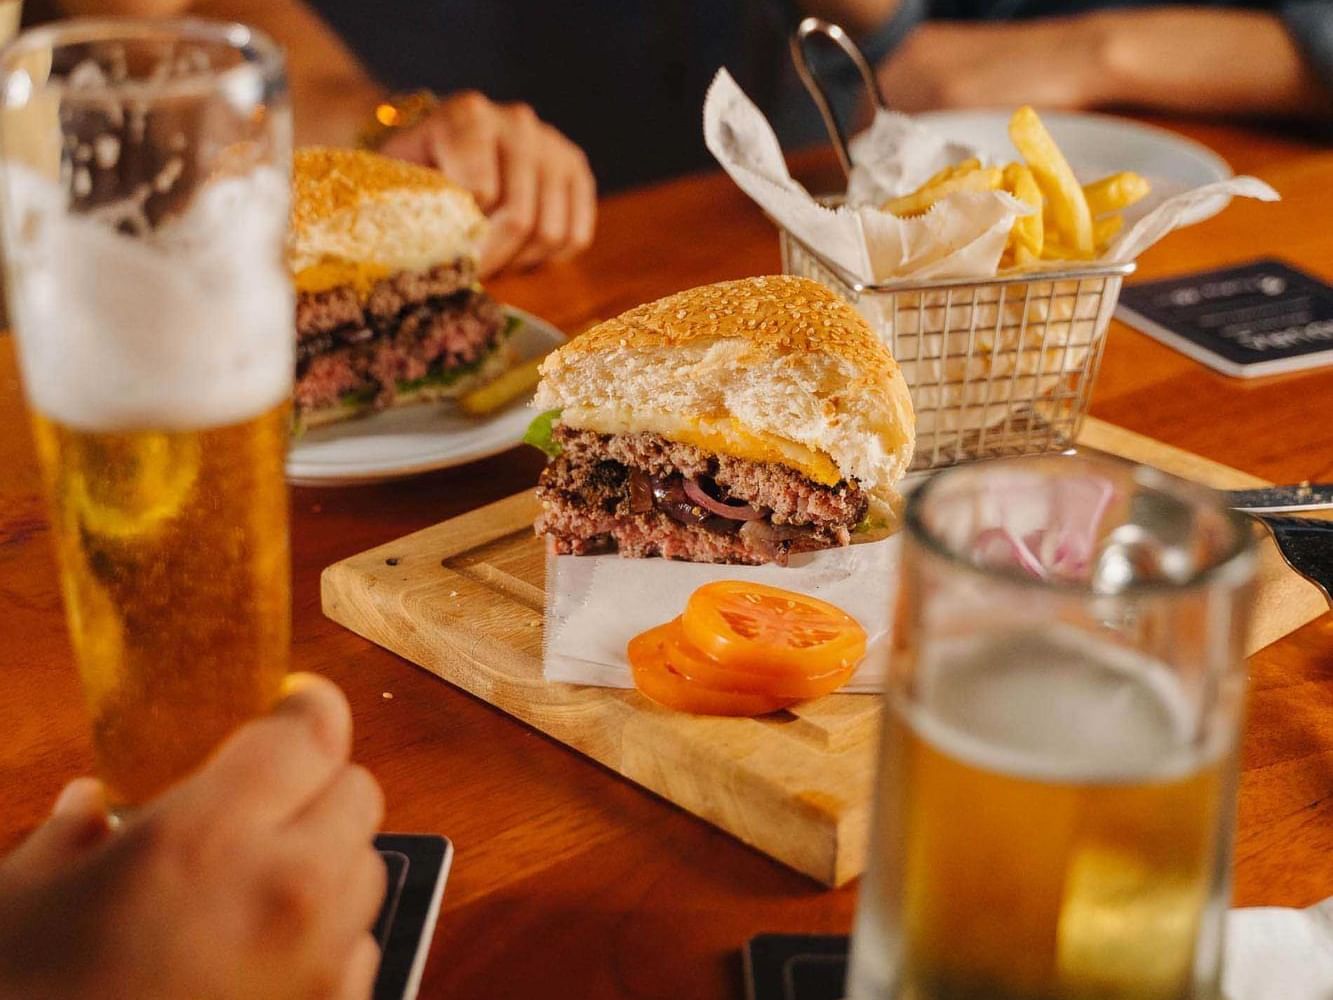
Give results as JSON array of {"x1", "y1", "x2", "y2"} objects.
[
  {"x1": 289, "y1": 147, "x2": 486, "y2": 274},
  {"x1": 532, "y1": 276, "x2": 916, "y2": 494}
]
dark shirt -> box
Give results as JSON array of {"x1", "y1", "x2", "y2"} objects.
[
  {"x1": 310, "y1": 0, "x2": 1332, "y2": 192},
  {"x1": 310, "y1": 0, "x2": 791, "y2": 192}
]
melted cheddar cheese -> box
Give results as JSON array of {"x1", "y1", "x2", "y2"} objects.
[
  {"x1": 292, "y1": 260, "x2": 393, "y2": 297},
  {"x1": 562, "y1": 407, "x2": 842, "y2": 486}
]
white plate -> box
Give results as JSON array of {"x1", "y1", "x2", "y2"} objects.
[
  {"x1": 913, "y1": 109, "x2": 1233, "y2": 228},
  {"x1": 286, "y1": 307, "x2": 563, "y2": 486}
]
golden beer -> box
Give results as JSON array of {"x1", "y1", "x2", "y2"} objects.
[
  {"x1": 31, "y1": 402, "x2": 291, "y2": 806},
  {"x1": 850, "y1": 631, "x2": 1232, "y2": 1000}
]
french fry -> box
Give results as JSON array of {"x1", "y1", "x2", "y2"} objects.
[
  {"x1": 1001, "y1": 161, "x2": 1044, "y2": 259},
  {"x1": 1083, "y1": 171, "x2": 1151, "y2": 216},
  {"x1": 1040, "y1": 236, "x2": 1095, "y2": 262},
  {"x1": 1093, "y1": 213, "x2": 1124, "y2": 250},
  {"x1": 930, "y1": 157, "x2": 982, "y2": 184},
  {"x1": 1009, "y1": 106, "x2": 1094, "y2": 257},
  {"x1": 457, "y1": 355, "x2": 545, "y2": 416},
  {"x1": 882, "y1": 164, "x2": 1002, "y2": 217}
]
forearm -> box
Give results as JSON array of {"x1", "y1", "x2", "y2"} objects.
[
  {"x1": 191, "y1": 0, "x2": 384, "y2": 145},
  {"x1": 1090, "y1": 8, "x2": 1329, "y2": 119},
  {"x1": 59, "y1": 0, "x2": 384, "y2": 146}
]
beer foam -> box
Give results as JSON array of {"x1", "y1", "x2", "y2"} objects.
[
  {"x1": 900, "y1": 629, "x2": 1229, "y2": 784},
  {"x1": 4, "y1": 165, "x2": 293, "y2": 431}
]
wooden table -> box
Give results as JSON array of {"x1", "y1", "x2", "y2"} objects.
[{"x1": 2, "y1": 117, "x2": 1332, "y2": 999}]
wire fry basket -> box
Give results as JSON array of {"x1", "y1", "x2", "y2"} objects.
[
  {"x1": 781, "y1": 230, "x2": 1133, "y2": 472},
  {"x1": 787, "y1": 18, "x2": 1135, "y2": 472}
]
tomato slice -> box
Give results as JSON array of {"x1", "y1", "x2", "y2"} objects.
[
  {"x1": 627, "y1": 621, "x2": 795, "y2": 717},
  {"x1": 682, "y1": 581, "x2": 867, "y2": 677},
  {"x1": 658, "y1": 619, "x2": 854, "y2": 700}
]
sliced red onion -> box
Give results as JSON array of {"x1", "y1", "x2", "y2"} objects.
[
  {"x1": 682, "y1": 477, "x2": 765, "y2": 521},
  {"x1": 974, "y1": 527, "x2": 1047, "y2": 579},
  {"x1": 651, "y1": 476, "x2": 710, "y2": 525}
]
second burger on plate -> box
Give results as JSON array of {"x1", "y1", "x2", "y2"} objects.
[
  {"x1": 528, "y1": 275, "x2": 915, "y2": 565},
  {"x1": 288, "y1": 147, "x2": 519, "y2": 430}
]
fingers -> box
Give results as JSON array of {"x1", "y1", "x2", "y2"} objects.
[
  {"x1": 511, "y1": 153, "x2": 571, "y2": 271},
  {"x1": 431, "y1": 92, "x2": 503, "y2": 210},
  {"x1": 334, "y1": 934, "x2": 383, "y2": 1000},
  {"x1": 481, "y1": 103, "x2": 542, "y2": 273},
  {"x1": 289, "y1": 764, "x2": 384, "y2": 855},
  {"x1": 566, "y1": 154, "x2": 598, "y2": 256},
  {"x1": 310, "y1": 846, "x2": 388, "y2": 980},
  {"x1": 52, "y1": 776, "x2": 107, "y2": 821},
  {"x1": 382, "y1": 92, "x2": 595, "y2": 275},
  {"x1": 171, "y1": 673, "x2": 351, "y2": 831},
  {"x1": 2, "y1": 778, "x2": 111, "y2": 882}
]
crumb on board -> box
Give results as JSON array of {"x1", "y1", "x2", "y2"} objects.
[{"x1": 382, "y1": 692, "x2": 394, "y2": 700}]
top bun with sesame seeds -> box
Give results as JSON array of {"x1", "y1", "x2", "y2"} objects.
[
  {"x1": 532, "y1": 275, "x2": 915, "y2": 495},
  {"x1": 288, "y1": 146, "x2": 486, "y2": 273}
]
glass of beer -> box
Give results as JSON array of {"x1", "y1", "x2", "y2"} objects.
[
  {"x1": 846, "y1": 455, "x2": 1256, "y2": 1000},
  {"x1": 0, "y1": 20, "x2": 293, "y2": 808}
]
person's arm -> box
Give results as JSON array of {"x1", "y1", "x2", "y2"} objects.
[
  {"x1": 1092, "y1": 7, "x2": 1329, "y2": 119},
  {"x1": 876, "y1": 8, "x2": 1329, "y2": 120},
  {"x1": 57, "y1": 0, "x2": 598, "y2": 273},
  {"x1": 0, "y1": 675, "x2": 385, "y2": 1000},
  {"x1": 60, "y1": 0, "x2": 382, "y2": 145}
]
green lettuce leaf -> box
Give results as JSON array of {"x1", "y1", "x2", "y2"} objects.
[{"x1": 523, "y1": 409, "x2": 563, "y2": 458}]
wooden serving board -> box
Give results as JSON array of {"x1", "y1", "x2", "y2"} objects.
[{"x1": 321, "y1": 417, "x2": 1328, "y2": 887}]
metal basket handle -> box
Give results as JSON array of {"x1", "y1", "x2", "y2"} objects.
[{"x1": 789, "y1": 17, "x2": 888, "y2": 180}]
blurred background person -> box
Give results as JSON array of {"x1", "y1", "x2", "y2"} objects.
[
  {"x1": 843, "y1": 1, "x2": 1332, "y2": 121},
  {"x1": 36, "y1": 1, "x2": 1331, "y2": 207},
  {"x1": 31, "y1": 0, "x2": 600, "y2": 275},
  {"x1": 0, "y1": 675, "x2": 386, "y2": 1000}
]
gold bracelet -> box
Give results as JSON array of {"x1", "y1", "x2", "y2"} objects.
[{"x1": 357, "y1": 90, "x2": 440, "y2": 150}]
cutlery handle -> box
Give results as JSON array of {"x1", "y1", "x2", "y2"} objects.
[{"x1": 1226, "y1": 484, "x2": 1333, "y2": 513}]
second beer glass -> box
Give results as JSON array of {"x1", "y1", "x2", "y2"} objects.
[{"x1": 846, "y1": 455, "x2": 1256, "y2": 1000}]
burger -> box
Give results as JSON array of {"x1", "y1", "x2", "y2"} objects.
[
  {"x1": 529, "y1": 275, "x2": 915, "y2": 565},
  {"x1": 289, "y1": 147, "x2": 517, "y2": 429}
]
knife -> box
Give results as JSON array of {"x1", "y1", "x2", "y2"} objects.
[{"x1": 1222, "y1": 484, "x2": 1333, "y2": 514}]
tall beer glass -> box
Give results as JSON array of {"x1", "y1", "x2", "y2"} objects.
[
  {"x1": 847, "y1": 455, "x2": 1256, "y2": 1000},
  {"x1": 0, "y1": 20, "x2": 293, "y2": 808}
]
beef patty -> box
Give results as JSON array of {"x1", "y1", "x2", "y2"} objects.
[
  {"x1": 535, "y1": 426, "x2": 869, "y2": 565},
  {"x1": 293, "y1": 260, "x2": 503, "y2": 414}
]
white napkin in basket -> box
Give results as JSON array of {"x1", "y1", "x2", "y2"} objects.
[
  {"x1": 543, "y1": 536, "x2": 900, "y2": 693},
  {"x1": 703, "y1": 68, "x2": 1280, "y2": 284}
]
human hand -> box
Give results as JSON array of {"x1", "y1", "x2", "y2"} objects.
[
  {"x1": 0, "y1": 674, "x2": 386, "y2": 1000},
  {"x1": 379, "y1": 91, "x2": 597, "y2": 276},
  {"x1": 876, "y1": 18, "x2": 1113, "y2": 113}
]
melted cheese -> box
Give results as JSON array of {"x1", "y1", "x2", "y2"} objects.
[
  {"x1": 563, "y1": 406, "x2": 842, "y2": 485},
  {"x1": 292, "y1": 260, "x2": 392, "y2": 296}
]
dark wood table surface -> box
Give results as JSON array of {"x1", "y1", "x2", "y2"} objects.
[{"x1": 2, "y1": 117, "x2": 1332, "y2": 999}]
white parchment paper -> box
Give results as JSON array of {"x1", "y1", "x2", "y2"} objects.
[
  {"x1": 544, "y1": 536, "x2": 899, "y2": 693},
  {"x1": 702, "y1": 68, "x2": 1280, "y2": 284}
]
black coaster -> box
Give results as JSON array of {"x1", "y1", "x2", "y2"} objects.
[
  {"x1": 1116, "y1": 258, "x2": 1333, "y2": 377},
  {"x1": 743, "y1": 934, "x2": 851, "y2": 1000},
  {"x1": 373, "y1": 834, "x2": 453, "y2": 1000}
]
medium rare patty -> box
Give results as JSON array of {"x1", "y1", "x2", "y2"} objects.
[
  {"x1": 293, "y1": 260, "x2": 503, "y2": 415},
  {"x1": 296, "y1": 260, "x2": 476, "y2": 340},
  {"x1": 535, "y1": 426, "x2": 869, "y2": 565}
]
